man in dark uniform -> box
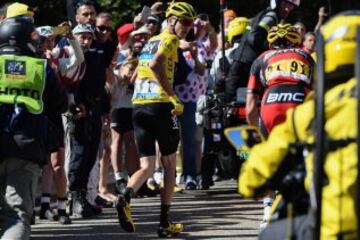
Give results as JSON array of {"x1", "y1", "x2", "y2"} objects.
[
  {"x1": 0, "y1": 17, "x2": 67, "y2": 239},
  {"x1": 224, "y1": 0, "x2": 300, "y2": 102}
]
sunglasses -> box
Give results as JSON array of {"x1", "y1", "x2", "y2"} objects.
[
  {"x1": 146, "y1": 20, "x2": 158, "y2": 25},
  {"x1": 97, "y1": 25, "x2": 112, "y2": 32},
  {"x1": 178, "y1": 18, "x2": 193, "y2": 27}
]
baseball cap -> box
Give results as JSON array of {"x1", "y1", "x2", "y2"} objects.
[
  {"x1": 147, "y1": 14, "x2": 160, "y2": 23},
  {"x1": 72, "y1": 24, "x2": 94, "y2": 35},
  {"x1": 120, "y1": 25, "x2": 151, "y2": 50},
  {"x1": 131, "y1": 25, "x2": 151, "y2": 37},
  {"x1": 116, "y1": 23, "x2": 134, "y2": 46},
  {"x1": 6, "y1": 2, "x2": 34, "y2": 19},
  {"x1": 36, "y1": 26, "x2": 54, "y2": 37}
]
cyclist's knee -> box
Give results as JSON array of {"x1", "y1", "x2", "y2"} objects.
[{"x1": 139, "y1": 156, "x2": 156, "y2": 178}]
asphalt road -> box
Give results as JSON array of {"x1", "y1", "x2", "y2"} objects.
[{"x1": 31, "y1": 179, "x2": 262, "y2": 240}]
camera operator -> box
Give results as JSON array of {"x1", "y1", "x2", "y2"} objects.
[
  {"x1": 0, "y1": 16, "x2": 67, "y2": 239},
  {"x1": 224, "y1": 0, "x2": 300, "y2": 103},
  {"x1": 212, "y1": 17, "x2": 249, "y2": 93}
]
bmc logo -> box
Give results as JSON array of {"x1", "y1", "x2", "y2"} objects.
[{"x1": 266, "y1": 92, "x2": 305, "y2": 104}]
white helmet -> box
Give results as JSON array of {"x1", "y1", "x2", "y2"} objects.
[{"x1": 270, "y1": 0, "x2": 300, "y2": 9}]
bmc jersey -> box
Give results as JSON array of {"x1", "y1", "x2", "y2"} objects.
[
  {"x1": 133, "y1": 29, "x2": 179, "y2": 104},
  {"x1": 247, "y1": 48, "x2": 314, "y2": 134}
]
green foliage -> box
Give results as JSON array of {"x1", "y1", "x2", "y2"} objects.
[
  {"x1": 6, "y1": 0, "x2": 360, "y2": 30},
  {"x1": 97, "y1": 0, "x2": 142, "y2": 27}
]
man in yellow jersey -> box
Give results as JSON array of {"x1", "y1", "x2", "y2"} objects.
[{"x1": 116, "y1": 2, "x2": 196, "y2": 237}]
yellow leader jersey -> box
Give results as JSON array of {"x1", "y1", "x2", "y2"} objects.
[{"x1": 132, "y1": 29, "x2": 179, "y2": 104}]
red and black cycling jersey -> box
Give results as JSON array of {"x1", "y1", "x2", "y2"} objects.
[
  {"x1": 247, "y1": 48, "x2": 314, "y2": 134},
  {"x1": 248, "y1": 48, "x2": 314, "y2": 94}
]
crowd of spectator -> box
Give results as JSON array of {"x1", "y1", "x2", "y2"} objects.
[{"x1": 0, "y1": 0, "x2": 330, "y2": 238}]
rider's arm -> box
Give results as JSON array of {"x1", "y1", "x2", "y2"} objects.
[
  {"x1": 246, "y1": 93, "x2": 260, "y2": 126},
  {"x1": 149, "y1": 35, "x2": 179, "y2": 96},
  {"x1": 149, "y1": 52, "x2": 176, "y2": 96},
  {"x1": 246, "y1": 58, "x2": 262, "y2": 126}
]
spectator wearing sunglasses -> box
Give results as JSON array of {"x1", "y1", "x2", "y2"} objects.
[
  {"x1": 90, "y1": 11, "x2": 118, "y2": 208},
  {"x1": 146, "y1": 14, "x2": 160, "y2": 36},
  {"x1": 95, "y1": 12, "x2": 117, "y2": 67}
]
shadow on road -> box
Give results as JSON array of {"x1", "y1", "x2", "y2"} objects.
[{"x1": 31, "y1": 181, "x2": 262, "y2": 239}]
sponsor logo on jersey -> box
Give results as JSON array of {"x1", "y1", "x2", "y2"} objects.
[{"x1": 4, "y1": 60, "x2": 26, "y2": 80}]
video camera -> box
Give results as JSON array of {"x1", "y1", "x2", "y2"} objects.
[{"x1": 202, "y1": 93, "x2": 247, "y2": 179}]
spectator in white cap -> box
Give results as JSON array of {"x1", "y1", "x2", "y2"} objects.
[
  {"x1": 72, "y1": 23, "x2": 94, "y2": 52},
  {"x1": 115, "y1": 25, "x2": 151, "y2": 64},
  {"x1": 145, "y1": 14, "x2": 160, "y2": 36},
  {"x1": 37, "y1": 26, "x2": 56, "y2": 57}
]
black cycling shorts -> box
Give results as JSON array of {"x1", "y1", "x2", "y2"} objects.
[
  {"x1": 133, "y1": 103, "x2": 180, "y2": 157},
  {"x1": 111, "y1": 108, "x2": 133, "y2": 134}
]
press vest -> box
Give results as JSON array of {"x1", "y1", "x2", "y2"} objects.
[{"x1": 0, "y1": 55, "x2": 46, "y2": 114}]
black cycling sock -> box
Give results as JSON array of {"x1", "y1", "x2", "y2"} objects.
[
  {"x1": 58, "y1": 209, "x2": 67, "y2": 216},
  {"x1": 57, "y1": 197, "x2": 67, "y2": 211},
  {"x1": 123, "y1": 187, "x2": 134, "y2": 204},
  {"x1": 160, "y1": 204, "x2": 170, "y2": 227},
  {"x1": 41, "y1": 193, "x2": 51, "y2": 209}
]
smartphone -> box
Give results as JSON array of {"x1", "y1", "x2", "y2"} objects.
[
  {"x1": 140, "y1": 6, "x2": 152, "y2": 23},
  {"x1": 53, "y1": 25, "x2": 70, "y2": 36},
  {"x1": 185, "y1": 28, "x2": 195, "y2": 42}
]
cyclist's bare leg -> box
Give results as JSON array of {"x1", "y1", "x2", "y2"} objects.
[{"x1": 160, "y1": 153, "x2": 177, "y2": 204}]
